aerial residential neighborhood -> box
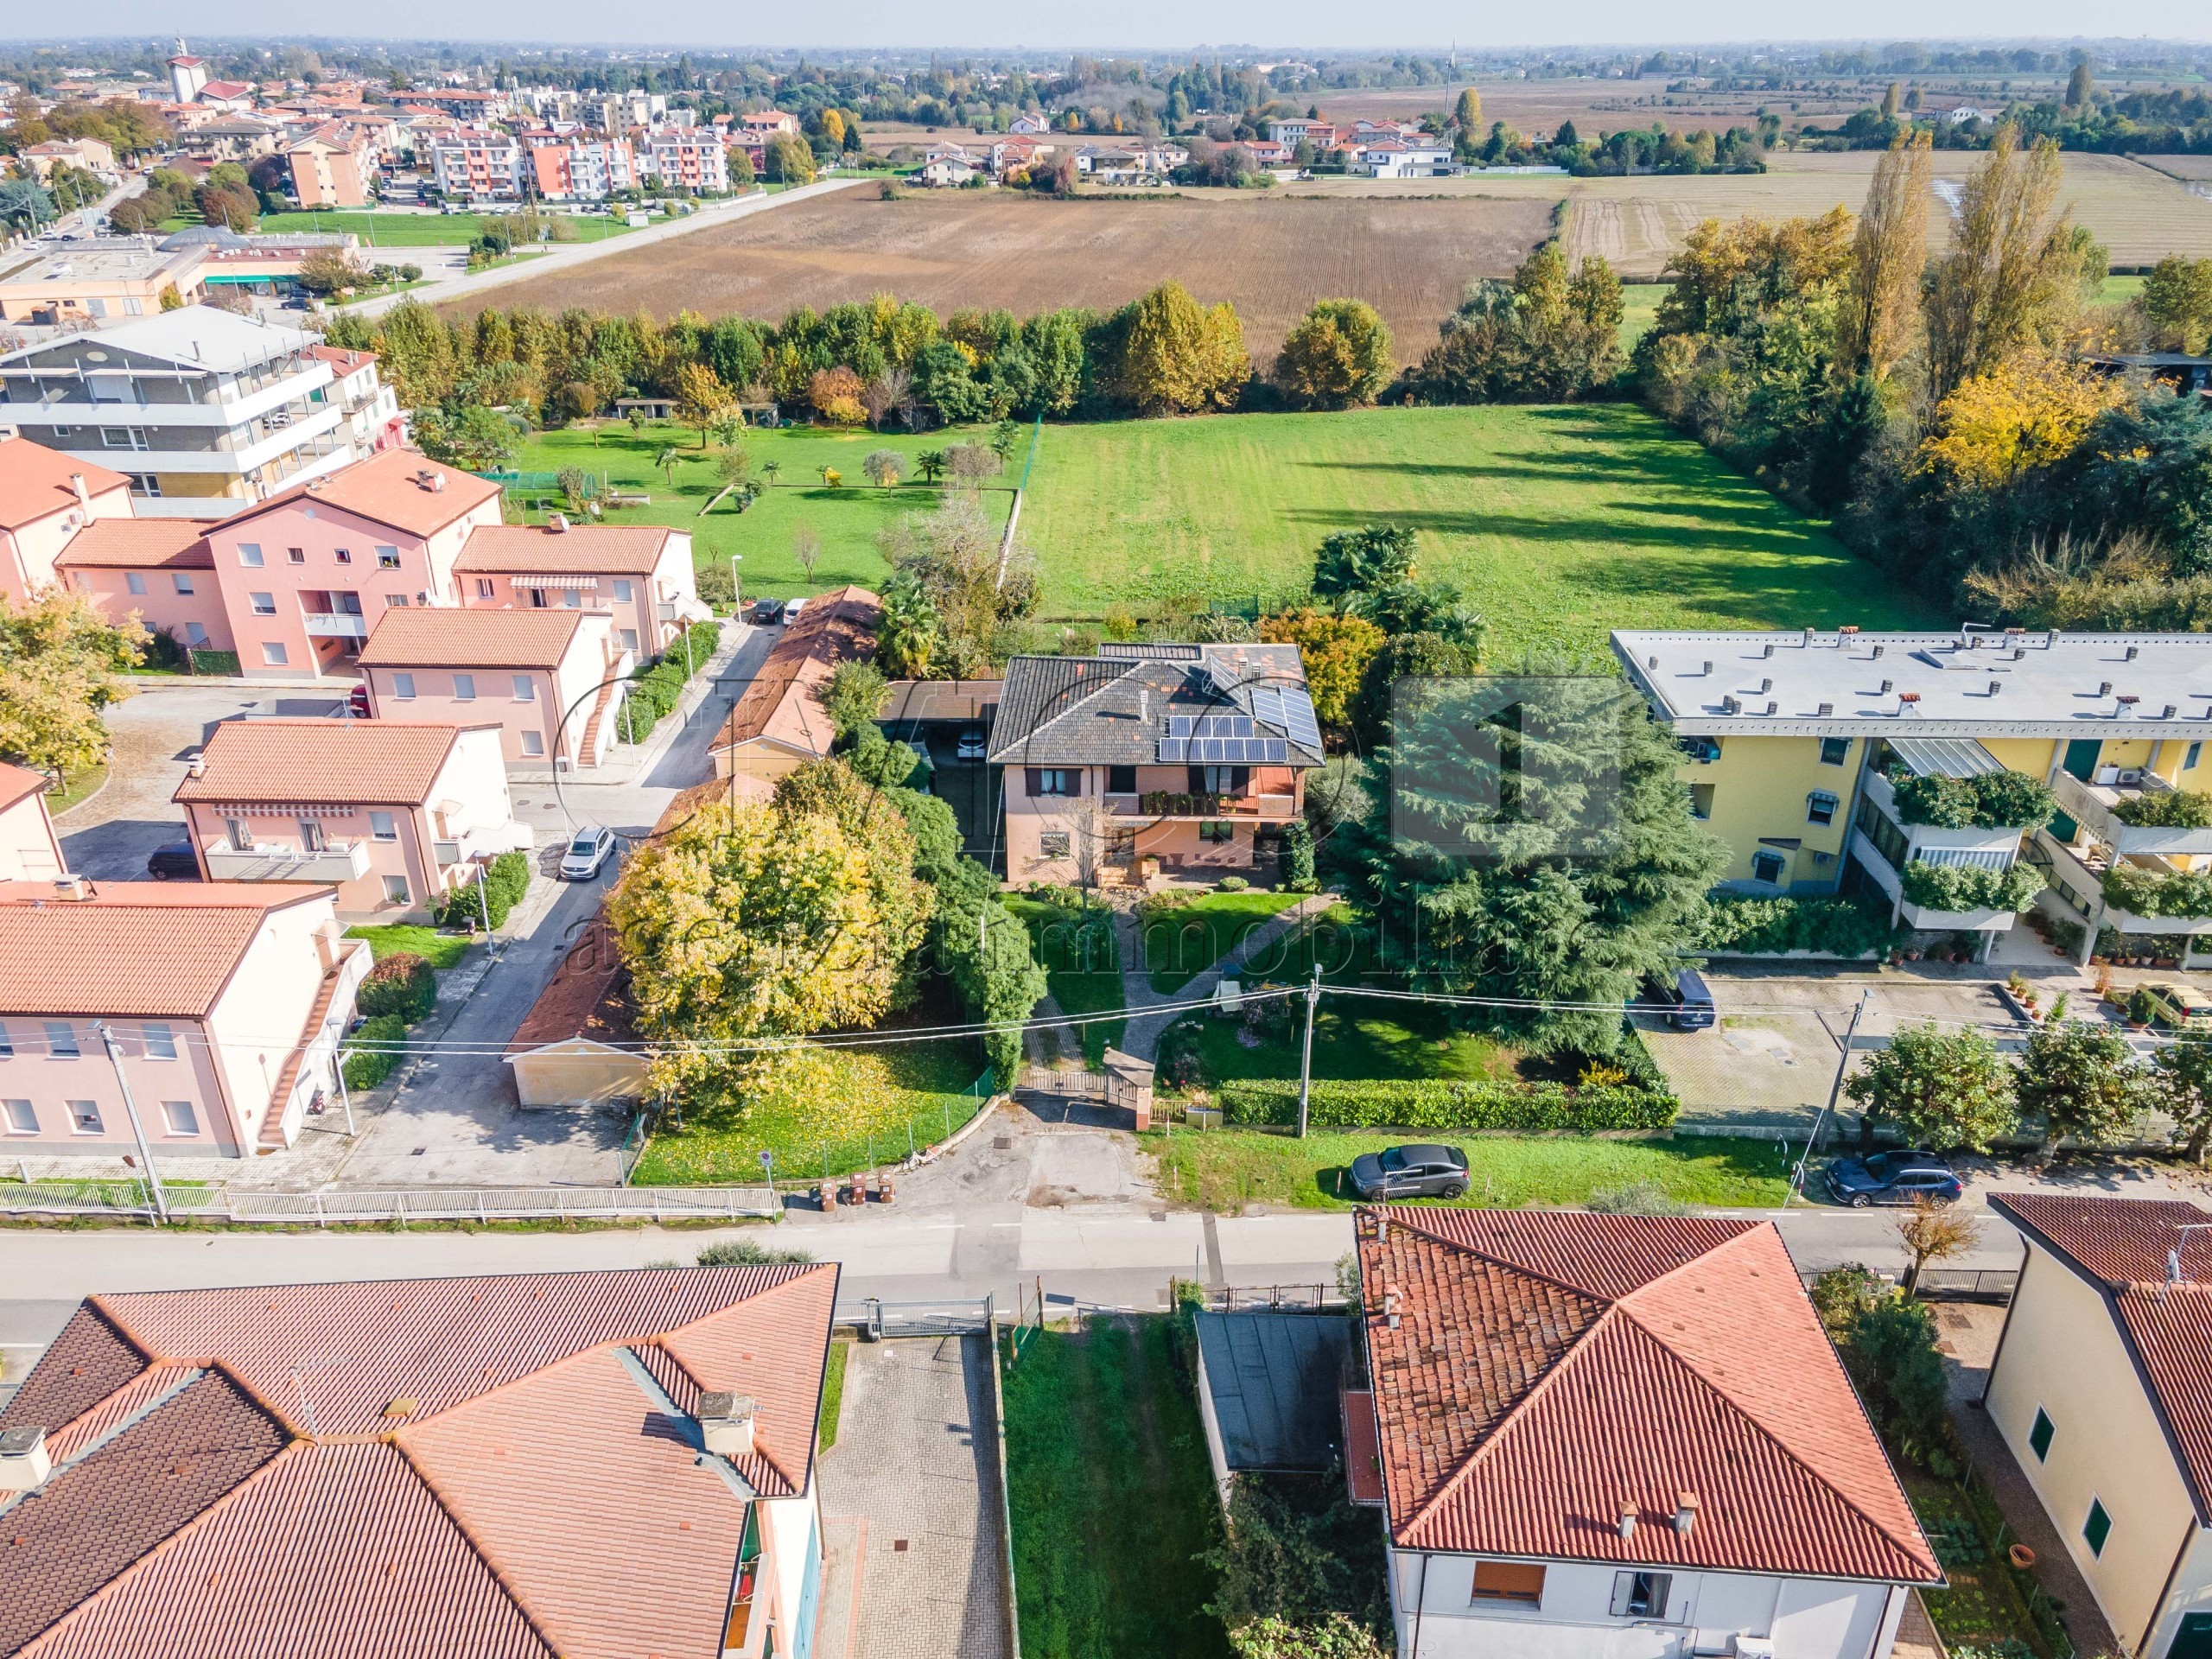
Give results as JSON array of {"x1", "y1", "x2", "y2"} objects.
[{"x1": 3, "y1": 15, "x2": 2212, "y2": 1659}]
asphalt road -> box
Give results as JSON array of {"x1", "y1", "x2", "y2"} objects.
[{"x1": 0, "y1": 1202, "x2": 2027, "y2": 1351}]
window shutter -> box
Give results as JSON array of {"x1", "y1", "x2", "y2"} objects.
[
  {"x1": 1027, "y1": 769, "x2": 1044, "y2": 798},
  {"x1": 1610, "y1": 1574, "x2": 1635, "y2": 1618},
  {"x1": 1073, "y1": 769, "x2": 1084, "y2": 796}
]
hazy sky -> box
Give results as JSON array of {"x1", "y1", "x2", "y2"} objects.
[{"x1": 29, "y1": 0, "x2": 2212, "y2": 50}]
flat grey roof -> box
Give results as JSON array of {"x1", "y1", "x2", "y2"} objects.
[
  {"x1": 1613, "y1": 629, "x2": 2212, "y2": 740},
  {"x1": 1195, "y1": 1311, "x2": 1351, "y2": 1472}
]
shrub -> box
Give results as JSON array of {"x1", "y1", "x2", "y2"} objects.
[
  {"x1": 696, "y1": 1236, "x2": 815, "y2": 1265},
  {"x1": 2101, "y1": 862, "x2": 2212, "y2": 918},
  {"x1": 1586, "y1": 1179, "x2": 1692, "y2": 1216},
  {"x1": 2113, "y1": 789, "x2": 2212, "y2": 829},
  {"x1": 340, "y1": 1012, "x2": 409, "y2": 1090},
  {"x1": 1216, "y1": 1077, "x2": 1677, "y2": 1132},
  {"x1": 1279, "y1": 821, "x2": 1317, "y2": 891},
  {"x1": 1217, "y1": 874, "x2": 1250, "y2": 892},
  {"x1": 435, "y1": 849, "x2": 532, "y2": 931},
  {"x1": 357, "y1": 952, "x2": 436, "y2": 1022},
  {"x1": 1891, "y1": 770, "x2": 2054, "y2": 830},
  {"x1": 1698, "y1": 894, "x2": 1894, "y2": 956},
  {"x1": 1897, "y1": 860, "x2": 2045, "y2": 914}
]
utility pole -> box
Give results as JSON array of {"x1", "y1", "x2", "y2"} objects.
[
  {"x1": 94, "y1": 1021, "x2": 170, "y2": 1224},
  {"x1": 1791, "y1": 988, "x2": 1870, "y2": 1205},
  {"x1": 1296, "y1": 967, "x2": 1320, "y2": 1139}
]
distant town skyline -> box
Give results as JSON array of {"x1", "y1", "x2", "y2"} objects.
[{"x1": 17, "y1": 3, "x2": 2212, "y2": 51}]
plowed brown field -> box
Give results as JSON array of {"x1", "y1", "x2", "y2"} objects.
[{"x1": 440, "y1": 188, "x2": 1558, "y2": 359}]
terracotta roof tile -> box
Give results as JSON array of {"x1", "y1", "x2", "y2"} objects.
[
  {"x1": 224, "y1": 448, "x2": 500, "y2": 541},
  {"x1": 1357, "y1": 1208, "x2": 1940, "y2": 1583},
  {"x1": 52, "y1": 519, "x2": 217, "y2": 570},
  {"x1": 0, "y1": 1306, "x2": 146, "y2": 1435},
  {"x1": 0, "y1": 763, "x2": 49, "y2": 816},
  {"x1": 715, "y1": 585, "x2": 880, "y2": 758},
  {"x1": 456, "y1": 524, "x2": 681, "y2": 576},
  {"x1": 1992, "y1": 1192, "x2": 2212, "y2": 1517},
  {"x1": 0, "y1": 882, "x2": 329, "y2": 1018},
  {"x1": 359, "y1": 606, "x2": 595, "y2": 670},
  {"x1": 175, "y1": 718, "x2": 463, "y2": 807},
  {"x1": 0, "y1": 440, "x2": 128, "y2": 531}
]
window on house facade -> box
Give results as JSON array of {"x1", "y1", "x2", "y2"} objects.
[
  {"x1": 287, "y1": 547, "x2": 306, "y2": 564},
  {"x1": 369, "y1": 812, "x2": 397, "y2": 842},
  {"x1": 2030, "y1": 1407, "x2": 2055, "y2": 1460},
  {"x1": 1820, "y1": 737, "x2": 1851, "y2": 766},
  {"x1": 391, "y1": 672, "x2": 416, "y2": 700},
  {"x1": 69, "y1": 1101, "x2": 103, "y2": 1135},
  {"x1": 299, "y1": 818, "x2": 327, "y2": 853},
  {"x1": 377, "y1": 547, "x2": 401, "y2": 569},
  {"x1": 335, "y1": 547, "x2": 353, "y2": 563},
  {"x1": 475, "y1": 578, "x2": 494, "y2": 597},
  {"x1": 1470, "y1": 1562, "x2": 1546, "y2": 1605},
  {"x1": 385, "y1": 594, "x2": 409, "y2": 607},
  {"x1": 563, "y1": 589, "x2": 582, "y2": 608},
  {"x1": 2190, "y1": 742, "x2": 2204, "y2": 771},
  {"x1": 129, "y1": 473, "x2": 161, "y2": 497},
  {"x1": 162, "y1": 1100, "x2": 199, "y2": 1135},
  {"x1": 45, "y1": 1022, "x2": 79, "y2": 1058},
  {"x1": 249, "y1": 592, "x2": 276, "y2": 616},
  {"x1": 453, "y1": 674, "x2": 475, "y2": 701},
  {"x1": 520, "y1": 731, "x2": 545, "y2": 756},
  {"x1": 1198, "y1": 822, "x2": 1236, "y2": 842},
  {"x1": 143, "y1": 1022, "x2": 177, "y2": 1060},
  {"x1": 1611, "y1": 1572, "x2": 1671, "y2": 1618},
  {"x1": 613, "y1": 579, "x2": 633, "y2": 602},
  {"x1": 3, "y1": 1100, "x2": 35, "y2": 1135},
  {"x1": 382, "y1": 874, "x2": 410, "y2": 905},
  {"x1": 2084, "y1": 1497, "x2": 2112, "y2": 1556},
  {"x1": 1808, "y1": 791, "x2": 1839, "y2": 826},
  {"x1": 1107, "y1": 766, "x2": 1137, "y2": 794},
  {"x1": 185, "y1": 623, "x2": 207, "y2": 645},
  {"x1": 1751, "y1": 849, "x2": 1788, "y2": 886},
  {"x1": 512, "y1": 675, "x2": 537, "y2": 702},
  {"x1": 1027, "y1": 768, "x2": 1078, "y2": 797},
  {"x1": 1038, "y1": 831, "x2": 1071, "y2": 859},
  {"x1": 619, "y1": 628, "x2": 639, "y2": 652},
  {"x1": 125, "y1": 572, "x2": 147, "y2": 595},
  {"x1": 173, "y1": 573, "x2": 194, "y2": 594},
  {"x1": 239, "y1": 543, "x2": 264, "y2": 566},
  {"x1": 1690, "y1": 784, "x2": 1715, "y2": 820},
  {"x1": 262, "y1": 642, "x2": 288, "y2": 666},
  {"x1": 0, "y1": 1024, "x2": 11, "y2": 1057}
]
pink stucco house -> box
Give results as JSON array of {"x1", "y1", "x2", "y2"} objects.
[
  {"x1": 358, "y1": 605, "x2": 633, "y2": 771},
  {"x1": 0, "y1": 436, "x2": 131, "y2": 605},
  {"x1": 202, "y1": 448, "x2": 505, "y2": 680},
  {"x1": 987, "y1": 642, "x2": 1323, "y2": 886},
  {"x1": 454, "y1": 521, "x2": 706, "y2": 658},
  {"x1": 0, "y1": 877, "x2": 368, "y2": 1156},
  {"x1": 174, "y1": 717, "x2": 530, "y2": 918},
  {"x1": 54, "y1": 518, "x2": 236, "y2": 654}
]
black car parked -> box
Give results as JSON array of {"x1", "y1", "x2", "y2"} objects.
[
  {"x1": 144, "y1": 842, "x2": 202, "y2": 881},
  {"x1": 751, "y1": 598, "x2": 784, "y2": 625},
  {"x1": 1823, "y1": 1148, "x2": 1964, "y2": 1207},
  {"x1": 1347, "y1": 1143, "x2": 1471, "y2": 1201}
]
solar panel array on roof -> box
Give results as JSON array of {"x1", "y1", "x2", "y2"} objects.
[
  {"x1": 1160, "y1": 735, "x2": 1289, "y2": 762},
  {"x1": 1249, "y1": 686, "x2": 1322, "y2": 753},
  {"x1": 1166, "y1": 715, "x2": 1255, "y2": 739}
]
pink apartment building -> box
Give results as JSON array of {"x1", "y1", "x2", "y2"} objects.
[
  {"x1": 204, "y1": 447, "x2": 505, "y2": 680},
  {"x1": 175, "y1": 718, "x2": 529, "y2": 918},
  {"x1": 359, "y1": 605, "x2": 632, "y2": 771},
  {"x1": 54, "y1": 518, "x2": 235, "y2": 654},
  {"x1": 0, "y1": 437, "x2": 132, "y2": 604},
  {"x1": 0, "y1": 878, "x2": 368, "y2": 1156},
  {"x1": 454, "y1": 521, "x2": 705, "y2": 657},
  {"x1": 987, "y1": 642, "x2": 1324, "y2": 886},
  {"x1": 0, "y1": 764, "x2": 65, "y2": 880}
]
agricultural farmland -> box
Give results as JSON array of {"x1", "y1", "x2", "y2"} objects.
[{"x1": 441, "y1": 188, "x2": 1556, "y2": 360}]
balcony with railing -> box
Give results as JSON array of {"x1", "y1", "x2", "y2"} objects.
[
  {"x1": 2050, "y1": 767, "x2": 2212, "y2": 858},
  {"x1": 201, "y1": 838, "x2": 371, "y2": 882},
  {"x1": 433, "y1": 820, "x2": 536, "y2": 865},
  {"x1": 2028, "y1": 830, "x2": 2212, "y2": 936},
  {"x1": 1105, "y1": 790, "x2": 1300, "y2": 822}
]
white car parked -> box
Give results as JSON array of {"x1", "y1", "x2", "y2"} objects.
[{"x1": 560, "y1": 825, "x2": 617, "y2": 881}]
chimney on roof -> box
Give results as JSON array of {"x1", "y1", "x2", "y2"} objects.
[
  {"x1": 1761, "y1": 644, "x2": 1775, "y2": 659},
  {"x1": 0, "y1": 1427, "x2": 50, "y2": 1493},
  {"x1": 1871, "y1": 645, "x2": 1885, "y2": 659},
  {"x1": 1674, "y1": 1492, "x2": 1698, "y2": 1535},
  {"x1": 68, "y1": 472, "x2": 90, "y2": 512},
  {"x1": 52, "y1": 874, "x2": 93, "y2": 902},
  {"x1": 2164, "y1": 704, "x2": 2179, "y2": 720},
  {"x1": 696, "y1": 1391, "x2": 759, "y2": 1460},
  {"x1": 1817, "y1": 702, "x2": 1834, "y2": 716},
  {"x1": 1989, "y1": 681, "x2": 2003, "y2": 697},
  {"x1": 1801, "y1": 626, "x2": 1814, "y2": 647},
  {"x1": 2099, "y1": 681, "x2": 2113, "y2": 697},
  {"x1": 1617, "y1": 1503, "x2": 1637, "y2": 1541}
]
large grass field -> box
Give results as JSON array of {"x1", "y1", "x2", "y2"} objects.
[
  {"x1": 1020, "y1": 403, "x2": 1938, "y2": 656},
  {"x1": 257, "y1": 208, "x2": 658, "y2": 245}
]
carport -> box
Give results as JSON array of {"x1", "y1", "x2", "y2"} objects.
[{"x1": 880, "y1": 679, "x2": 1001, "y2": 857}]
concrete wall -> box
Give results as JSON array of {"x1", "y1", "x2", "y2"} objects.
[{"x1": 1986, "y1": 1238, "x2": 2208, "y2": 1654}]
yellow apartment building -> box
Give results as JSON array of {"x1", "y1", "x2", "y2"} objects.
[{"x1": 1613, "y1": 628, "x2": 2212, "y2": 963}]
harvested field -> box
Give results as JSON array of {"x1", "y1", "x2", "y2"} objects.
[{"x1": 441, "y1": 188, "x2": 1555, "y2": 359}]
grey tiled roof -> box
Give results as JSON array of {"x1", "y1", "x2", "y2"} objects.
[{"x1": 987, "y1": 642, "x2": 1321, "y2": 768}]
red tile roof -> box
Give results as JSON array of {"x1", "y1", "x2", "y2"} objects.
[
  {"x1": 0, "y1": 880, "x2": 332, "y2": 1018},
  {"x1": 359, "y1": 604, "x2": 598, "y2": 670},
  {"x1": 1991, "y1": 1192, "x2": 2212, "y2": 1519},
  {"x1": 0, "y1": 1266, "x2": 838, "y2": 1659},
  {"x1": 715, "y1": 585, "x2": 880, "y2": 758},
  {"x1": 53, "y1": 518, "x2": 217, "y2": 569},
  {"x1": 456, "y1": 524, "x2": 683, "y2": 575},
  {"x1": 1357, "y1": 1208, "x2": 1940, "y2": 1582},
  {"x1": 222, "y1": 448, "x2": 500, "y2": 541},
  {"x1": 0, "y1": 762, "x2": 48, "y2": 815},
  {"x1": 0, "y1": 439, "x2": 128, "y2": 531},
  {"x1": 175, "y1": 717, "x2": 465, "y2": 807}
]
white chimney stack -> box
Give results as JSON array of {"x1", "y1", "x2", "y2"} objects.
[
  {"x1": 0, "y1": 1427, "x2": 51, "y2": 1492},
  {"x1": 69, "y1": 472, "x2": 91, "y2": 512},
  {"x1": 1674, "y1": 1492, "x2": 1699, "y2": 1535},
  {"x1": 697, "y1": 1391, "x2": 758, "y2": 1460},
  {"x1": 1618, "y1": 1503, "x2": 1637, "y2": 1540}
]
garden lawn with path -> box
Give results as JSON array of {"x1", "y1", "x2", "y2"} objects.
[
  {"x1": 1144, "y1": 1128, "x2": 1795, "y2": 1211},
  {"x1": 342, "y1": 924, "x2": 474, "y2": 969},
  {"x1": 1002, "y1": 1316, "x2": 1229, "y2": 1659},
  {"x1": 1162, "y1": 996, "x2": 1517, "y2": 1086},
  {"x1": 1005, "y1": 893, "x2": 1125, "y2": 1066},
  {"x1": 501, "y1": 423, "x2": 1013, "y2": 602},
  {"x1": 1018, "y1": 403, "x2": 1938, "y2": 658},
  {"x1": 629, "y1": 1039, "x2": 989, "y2": 1185},
  {"x1": 1142, "y1": 890, "x2": 1307, "y2": 994}
]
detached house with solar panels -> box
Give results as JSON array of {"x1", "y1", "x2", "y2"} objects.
[
  {"x1": 1347, "y1": 1207, "x2": 1943, "y2": 1659},
  {"x1": 986, "y1": 642, "x2": 1325, "y2": 886}
]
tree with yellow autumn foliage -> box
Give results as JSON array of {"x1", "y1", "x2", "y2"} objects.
[{"x1": 1916, "y1": 349, "x2": 2127, "y2": 492}]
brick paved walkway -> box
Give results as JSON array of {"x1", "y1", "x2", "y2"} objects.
[{"x1": 817, "y1": 1335, "x2": 1010, "y2": 1659}]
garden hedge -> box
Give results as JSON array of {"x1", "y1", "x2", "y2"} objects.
[
  {"x1": 432, "y1": 849, "x2": 533, "y2": 931},
  {"x1": 1700, "y1": 894, "x2": 1896, "y2": 957},
  {"x1": 1217, "y1": 1077, "x2": 1679, "y2": 1133},
  {"x1": 357, "y1": 952, "x2": 437, "y2": 1021},
  {"x1": 340, "y1": 1012, "x2": 410, "y2": 1090},
  {"x1": 1897, "y1": 860, "x2": 2046, "y2": 915}
]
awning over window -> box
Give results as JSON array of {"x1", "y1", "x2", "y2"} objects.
[
  {"x1": 510, "y1": 574, "x2": 599, "y2": 590},
  {"x1": 207, "y1": 803, "x2": 358, "y2": 817}
]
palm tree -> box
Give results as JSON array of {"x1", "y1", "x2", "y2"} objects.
[
  {"x1": 761, "y1": 461, "x2": 782, "y2": 486},
  {"x1": 657, "y1": 446, "x2": 681, "y2": 486}
]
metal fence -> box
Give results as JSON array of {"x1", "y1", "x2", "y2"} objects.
[
  {"x1": 0, "y1": 1182, "x2": 779, "y2": 1225},
  {"x1": 1795, "y1": 1264, "x2": 2020, "y2": 1302},
  {"x1": 835, "y1": 1297, "x2": 996, "y2": 1339}
]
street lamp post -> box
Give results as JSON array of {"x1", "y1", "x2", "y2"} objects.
[{"x1": 94, "y1": 1020, "x2": 170, "y2": 1224}]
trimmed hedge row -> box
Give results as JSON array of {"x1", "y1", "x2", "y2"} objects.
[
  {"x1": 432, "y1": 849, "x2": 532, "y2": 931},
  {"x1": 357, "y1": 952, "x2": 436, "y2": 1021},
  {"x1": 618, "y1": 621, "x2": 722, "y2": 743},
  {"x1": 1699, "y1": 894, "x2": 1896, "y2": 957},
  {"x1": 1217, "y1": 1077, "x2": 1679, "y2": 1133},
  {"x1": 340, "y1": 1012, "x2": 409, "y2": 1090}
]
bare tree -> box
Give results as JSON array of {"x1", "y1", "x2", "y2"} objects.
[
  {"x1": 1067, "y1": 797, "x2": 1114, "y2": 895},
  {"x1": 1896, "y1": 1196, "x2": 1980, "y2": 1297},
  {"x1": 861, "y1": 365, "x2": 912, "y2": 431},
  {"x1": 791, "y1": 524, "x2": 822, "y2": 590},
  {"x1": 945, "y1": 442, "x2": 997, "y2": 490}
]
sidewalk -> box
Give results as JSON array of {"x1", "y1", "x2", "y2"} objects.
[{"x1": 575, "y1": 618, "x2": 752, "y2": 787}]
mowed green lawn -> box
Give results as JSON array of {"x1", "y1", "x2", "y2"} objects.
[
  {"x1": 505, "y1": 424, "x2": 1013, "y2": 600},
  {"x1": 1017, "y1": 404, "x2": 1938, "y2": 657},
  {"x1": 258, "y1": 209, "x2": 657, "y2": 245}
]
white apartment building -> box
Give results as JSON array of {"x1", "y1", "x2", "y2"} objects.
[
  {"x1": 429, "y1": 128, "x2": 527, "y2": 200},
  {"x1": 642, "y1": 128, "x2": 729, "y2": 193},
  {"x1": 0, "y1": 307, "x2": 355, "y2": 517}
]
